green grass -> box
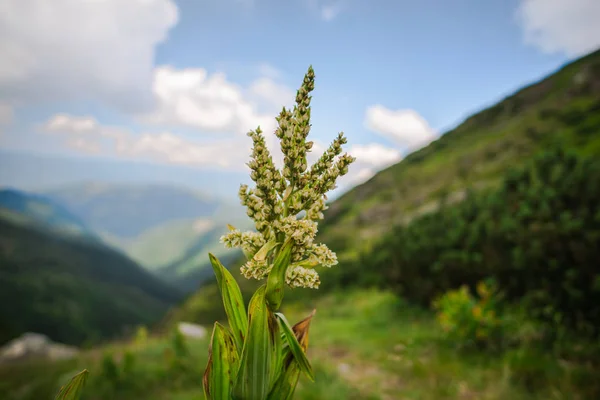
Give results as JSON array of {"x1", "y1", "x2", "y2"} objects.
[
  {"x1": 285, "y1": 290, "x2": 599, "y2": 400},
  {"x1": 2, "y1": 289, "x2": 597, "y2": 400}
]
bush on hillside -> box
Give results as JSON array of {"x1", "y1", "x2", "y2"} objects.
[
  {"x1": 433, "y1": 280, "x2": 505, "y2": 350},
  {"x1": 365, "y1": 147, "x2": 600, "y2": 338}
]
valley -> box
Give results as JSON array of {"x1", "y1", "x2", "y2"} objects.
[{"x1": 1, "y1": 46, "x2": 599, "y2": 400}]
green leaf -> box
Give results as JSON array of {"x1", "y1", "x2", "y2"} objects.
[
  {"x1": 267, "y1": 352, "x2": 301, "y2": 400},
  {"x1": 54, "y1": 369, "x2": 88, "y2": 400},
  {"x1": 203, "y1": 322, "x2": 240, "y2": 400},
  {"x1": 209, "y1": 253, "x2": 248, "y2": 352},
  {"x1": 265, "y1": 239, "x2": 294, "y2": 311},
  {"x1": 234, "y1": 285, "x2": 280, "y2": 399},
  {"x1": 269, "y1": 318, "x2": 284, "y2": 390},
  {"x1": 275, "y1": 312, "x2": 314, "y2": 381},
  {"x1": 267, "y1": 310, "x2": 316, "y2": 399}
]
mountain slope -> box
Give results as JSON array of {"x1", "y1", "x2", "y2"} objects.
[
  {"x1": 103, "y1": 215, "x2": 247, "y2": 292},
  {"x1": 0, "y1": 189, "x2": 93, "y2": 239},
  {"x1": 102, "y1": 218, "x2": 216, "y2": 270},
  {"x1": 320, "y1": 48, "x2": 600, "y2": 262},
  {"x1": 41, "y1": 182, "x2": 249, "y2": 291},
  {"x1": 0, "y1": 218, "x2": 183, "y2": 346}
]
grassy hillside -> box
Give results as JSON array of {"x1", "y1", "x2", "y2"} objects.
[
  {"x1": 0, "y1": 189, "x2": 93, "y2": 239},
  {"x1": 0, "y1": 218, "x2": 183, "y2": 346},
  {"x1": 320, "y1": 49, "x2": 600, "y2": 262}
]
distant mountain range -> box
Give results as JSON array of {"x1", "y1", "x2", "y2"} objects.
[
  {"x1": 0, "y1": 188, "x2": 93, "y2": 239},
  {"x1": 0, "y1": 183, "x2": 250, "y2": 290},
  {"x1": 41, "y1": 182, "x2": 250, "y2": 287},
  {"x1": 43, "y1": 182, "x2": 224, "y2": 238}
]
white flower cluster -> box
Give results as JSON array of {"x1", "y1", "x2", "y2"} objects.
[
  {"x1": 219, "y1": 66, "x2": 355, "y2": 289},
  {"x1": 286, "y1": 267, "x2": 320, "y2": 289},
  {"x1": 221, "y1": 229, "x2": 265, "y2": 256}
]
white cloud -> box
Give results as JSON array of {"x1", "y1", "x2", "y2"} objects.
[
  {"x1": 46, "y1": 114, "x2": 99, "y2": 133},
  {"x1": 349, "y1": 143, "x2": 401, "y2": 169},
  {"x1": 248, "y1": 78, "x2": 295, "y2": 110},
  {"x1": 42, "y1": 114, "x2": 260, "y2": 170},
  {"x1": 336, "y1": 143, "x2": 401, "y2": 187},
  {"x1": 38, "y1": 58, "x2": 301, "y2": 172},
  {"x1": 66, "y1": 137, "x2": 102, "y2": 154},
  {"x1": 125, "y1": 133, "x2": 249, "y2": 169},
  {"x1": 257, "y1": 63, "x2": 283, "y2": 80},
  {"x1": 516, "y1": 0, "x2": 600, "y2": 57},
  {"x1": 307, "y1": 0, "x2": 344, "y2": 21},
  {"x1": 0, "y1": 0, "x2": 178, "y2": 110},
  {"x1": 43, "y1": 114, "x2": 132, "y2": 156},
  {"x1": 40, "y1": 112, "x2": 401, "y2": 193},
  {"x1": 364, "y1": 106, "x2": 436, "y2": 150},
  {"x1": 321, "y1": 3, "x2": 343, "y2": 21},
  {"x1": 141, "y1": 66, "x2": 290, "y2": 135}
]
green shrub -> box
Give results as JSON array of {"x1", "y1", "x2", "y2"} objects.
[
  {"x1": 100, "y1": 353, "x2": 119, "y2": 385},
  {"x1": 373, "y1": 147, "x2": 600, "y2": 339},
  {"x1": 122, "y1": 351, "x2": 136, "y2": 378},
  {"x1": 134, "y1": 325, "x2": 148, "y2": 347},
  {"x1": 433, "y1": 280, "x2": 505, "y2": 349}
]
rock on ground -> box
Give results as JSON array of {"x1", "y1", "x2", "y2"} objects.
[
  {"x1": 177, "y1": 322, "x2": 207, "y2": 339},
  {"x1": 0, "y1": 332, "x2": 79, "y2": 363}
]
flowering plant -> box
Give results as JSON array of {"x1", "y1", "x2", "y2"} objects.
[
  {"x1": 203, "y1": 66, "x2": 354, "y2": 399},
  {"x1": 53, "y1": 66, "x2": 353, "y2": 400}
]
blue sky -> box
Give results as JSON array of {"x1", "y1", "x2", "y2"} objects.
[{"x1": 0, "y1": 0, "x2": 599, "y2": 199}]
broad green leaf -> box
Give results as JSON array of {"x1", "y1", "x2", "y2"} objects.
[
  {"x1": 265, "y1": 239, "x2": 294, "y2": 311},
  {"x1": 269, "y1": 317, "x2": 284, "y2": 390},
  {"x1": 267, "y1": 310, "x2": 316, "y2": 399},
  {"x1": 275, "y1": 312, "x2": 314, "y2": 381},
  {"x1": 209, "y1": 253, "x2": 248, "y2": 351},
  {"x1": 203, "y1": 322, "x2": 240, "y2": 400},
  {"x1": 234, "y1": 285, "x2": 280, "y2": 400},
  {"x1": 267, "y1": 352, "x2": 301, "y2": 400},
  {"x1": 54, "y1": 369, "x2": 88, "y2": 400}
]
